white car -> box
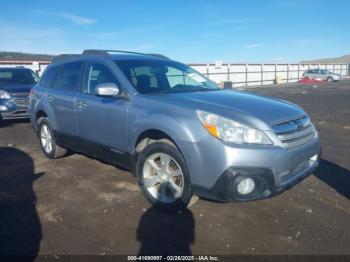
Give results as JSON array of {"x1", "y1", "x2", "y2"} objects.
[{"x1": 303, "y1": 69, "x2": 342, "y2": 82}]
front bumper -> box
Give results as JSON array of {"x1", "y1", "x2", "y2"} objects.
[
  {"x1": 0, "y1": 98, "x2": 30, "y2": 120},
  {"x1": 187, "y1": 133, "x2": 321, "y2": 202},
  {"x1": 199, "y1": 152, "x2": 320, "y2": 202}
]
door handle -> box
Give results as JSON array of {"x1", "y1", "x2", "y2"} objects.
[
  {"x1": 47, "y1": 95, "x2": 55, "y2": 103},
  {"x1": 76, "y1": 100, "x2": 87, "y2": 109}
]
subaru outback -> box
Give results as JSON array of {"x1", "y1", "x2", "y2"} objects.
[{"x1": 30, "y1": 50, "x2": 321, "y2": 210}]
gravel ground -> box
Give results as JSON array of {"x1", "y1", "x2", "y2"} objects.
[{"x1": 0, "y1": 80, "x2": 349, "y2": 257}]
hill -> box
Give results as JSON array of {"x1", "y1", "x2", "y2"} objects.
[
  {"x1": 0, "y1": 51, "x2": 54, "y2": 61},
  {"x1": 301, "y1": 54, "x2": 350, "y2": 64}
]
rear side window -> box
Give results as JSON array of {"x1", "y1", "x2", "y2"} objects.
[
  {"x1": 52, "y1": 62, "x2": 83, "y2": 91},
  {"x1": 40, "y1": 66, "x2": 59, "y2": 88}
]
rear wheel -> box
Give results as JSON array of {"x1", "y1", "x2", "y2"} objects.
[
  {"x1": 136, "y1": 141, "x2": 192, "y2": 211},
  {"x1": 327, "y1": 77, "x2": 334, "y2": 82},
  {"x1": 37, "y1": 117, "x2": 67, "y2": 159}
]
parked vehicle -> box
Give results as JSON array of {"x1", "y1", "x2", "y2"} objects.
[
  {"x1": 303, "y1": 69, "x2": 342, "y2": 82},
  {"x1": 0, "y1": 67, "x2": 39, "y2": 122},
  {"x1": 30, "y1": 50, "x2": 321, "y2": 210}
]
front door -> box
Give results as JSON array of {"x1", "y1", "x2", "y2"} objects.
[{"x1": 75, "y1": 62, "x2": 128, "y2": 162}]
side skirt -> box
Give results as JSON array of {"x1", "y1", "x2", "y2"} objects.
[{"x1": 53, "y1": 131, "x2": 135, "y2": 171}]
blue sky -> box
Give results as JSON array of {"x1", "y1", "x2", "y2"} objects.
[{"x1": 0, "y1": 0, "x2": 349, "y2": 63}]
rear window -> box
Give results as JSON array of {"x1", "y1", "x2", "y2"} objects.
[
  {"x1": 0, "y1": 68, "x2": 39, "y2": 84},
  {"x1": 52, "y1": 62, "x2": 83, "y2": 91}
]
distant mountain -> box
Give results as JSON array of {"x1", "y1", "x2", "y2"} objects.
[
  {"x1": 0, "y1": 51, "x2": 54, "y2": 61},
  {"x1": 300, "y1": 54, "x2": 350, "y2": 64}
]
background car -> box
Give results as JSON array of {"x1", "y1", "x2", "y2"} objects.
[
  {"x1": 0, "y1": 67, "x2": 39, "y2": 123},
  {"x1": 302, "y1": 69, "x2": 342, "y2": 82}
]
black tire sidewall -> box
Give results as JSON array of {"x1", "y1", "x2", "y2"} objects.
[
  {"x1": 136, "y1": 142, "x2": 192, "y2": 211},
  {"x1": 327, "y1": 77, "x2": 333, "y2": 82},
  {"x1": 37, "y1": 117, "x2": 57, "y2": 159}
]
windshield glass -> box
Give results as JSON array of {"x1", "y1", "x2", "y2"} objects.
[
  {"x1": 115, "y1": 60, "x2": 219, "y2": 94},
  {"x1": 0, "y1": 68, "x2": 39, "y2": 85}
]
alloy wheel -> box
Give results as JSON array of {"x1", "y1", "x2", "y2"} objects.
[
  {"x1": 142, "y1": 152, "x2": 184, "y2": 203},
  {"x1": 40, "y1": 124, "x2": 53, "y2": 154}
]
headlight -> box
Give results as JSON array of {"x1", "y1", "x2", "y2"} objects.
[
  {"x1": 197, "y1": 110, "x2": 272, "y2": 145},
  {"x1": 0, "y1": 89, "x2": 11, "y2": 99}
]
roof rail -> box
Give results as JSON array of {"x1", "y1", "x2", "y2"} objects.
[
  {"x1": 82, "y1": 49, "x2": 170, "y2": 59},
  {"x1": 52, "y1": 54, "x2": 79, "y2": 63}
]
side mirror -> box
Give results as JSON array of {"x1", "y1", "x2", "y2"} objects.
[{"x1": 95, "y1": 83, "x2": 120, "y2": 97}]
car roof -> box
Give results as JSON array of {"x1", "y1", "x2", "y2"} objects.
[{"x1": 51, "y1": 50, "x2": 171, "y2": 65}]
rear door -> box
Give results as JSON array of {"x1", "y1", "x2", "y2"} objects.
[
  {"x1": 319, "y1": 70, "x2": 328, "y2": 80},
  {"x1": 75, "y1": 61, "x2": 128, "y2": 158},
  {"x1": 307, "y1": 69, "x2": 316, "y2": 79},
  {"x1": 314, "y1": 69, "x2": 322, "y2": 79},
  {"x1": 48, "y1": 61, "x2": 83, "y2": 144}
]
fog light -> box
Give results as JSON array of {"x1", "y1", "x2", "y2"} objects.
[
  {"x1": 237, "y1": 177, "x2": 255, "y2": 195},
  {"x1": 0, "y1": 105, "x2": 8, "y2": 111}
]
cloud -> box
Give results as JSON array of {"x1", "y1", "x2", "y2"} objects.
[
  {"x1": 244, "y1": 43, "x2": 262, "y2": 49},
  {"x1": 59, "y1": 13, "x2": 95, "y2": 25},
  {"x1": 33, "y1": 10, "x2": 95, "y2": 25}
]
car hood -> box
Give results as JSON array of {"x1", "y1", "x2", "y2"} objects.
[
  {"x1": 0, "y1": 83, "x2": 34, "y2": 94},
  {"x1": 165, "y1": 90, "x2": 305, "y2": 126}
]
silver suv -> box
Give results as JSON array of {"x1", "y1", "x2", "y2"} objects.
[
  {"x1": 30, "y1": 50, "x2": 321, "y2": 210},
  {"x1": 303, "y1": 69, "x2": 342, "y2": 82}
]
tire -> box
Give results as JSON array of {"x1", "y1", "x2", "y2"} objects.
[
  {"x1": 327, "y1": 77, "x2": 334, "y2": 82},
  {"x1": 136, "y1": 141, "x2": 193, "y2": 211},
  {"x1": 37, "y1": 117, "x2": 67, "y2": 159}
]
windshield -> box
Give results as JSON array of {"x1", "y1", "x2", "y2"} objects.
[
  {"x1": 0, "y1": 68, "x2": 39, "y2": 85},
  {"x1": 115, "y1": 59, "x2": 220, "y2": 94}
]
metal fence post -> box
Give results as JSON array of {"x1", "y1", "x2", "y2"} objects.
[
  {"x1": 227, "y1": 64, "x2": 230, "y2": 81},
  {"x1": 245, "y1": 64, "x2": 248, "y2": 87},
  {"x1": 286, "y1": 64, "x2": 289, "y2": 83},
  {"x1": 261, "y1": 64, "x2": 264, "y2": 86},
  {"x1": 275, "y1": 64, "x2": 277, "y2": 83},
  {"x1": 298, "y1": 64, "x2": 300, "y2": 80},
  {"x1": 206, "y1": 64, "x2": 209, "y2": 78}
]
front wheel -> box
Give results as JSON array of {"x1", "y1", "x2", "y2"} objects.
[
  {"x1": 136, "y1": 141, "x2": 193, "y2": 211},
  {"x1": 37, "y1": 117, "x2": 67, "y2": 159},
  {"x1": 327, "y1": 77, "x2": 334, "y2": 82}
]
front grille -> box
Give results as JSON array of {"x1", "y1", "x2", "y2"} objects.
[
  {"x1": 273, "y1": 115, "x2": 316, "y2": 149},
  {"x1": 10, "y1": 93, "x2": 30, "y2": 107}
]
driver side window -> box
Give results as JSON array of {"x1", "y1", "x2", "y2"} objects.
[{"x1": 84, "y1": 63, "x2": 117, "y2": 94}]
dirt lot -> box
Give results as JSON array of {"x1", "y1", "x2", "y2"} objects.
[{"x1": 0, "y1": 80, "x2": 350, "y2": 257}]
